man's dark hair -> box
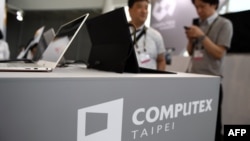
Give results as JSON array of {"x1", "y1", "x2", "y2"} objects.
[
  {"x1": 128, "y1": 0, "x2": 149, "y2": 8},
  {"x1": 191, "y1": 0, "x2": 219, "y2": 9}
]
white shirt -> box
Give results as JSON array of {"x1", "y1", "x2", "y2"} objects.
[
  {"x1": 0, "y1": 40, "x2": 10, "y2": 60},
  {"x1": 130, "y1": 25, "x2": 166, "y2": 70}
]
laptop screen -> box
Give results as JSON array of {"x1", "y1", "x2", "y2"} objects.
[
  {"x1": 17, "y1": 26, "x2": 45, "y2": 60},
  {"x1": 86, "y1": 8, "x2": 175, "y2": 74},
  {"x1": 33, "y1": 28, "x2": 56, "y2": 61},
  {"x1": 86, "y1": 7, "x2": 139, "y2": 73},
  {"x1": 41, "y1": 13, "x2": 89, "y2": 63}
]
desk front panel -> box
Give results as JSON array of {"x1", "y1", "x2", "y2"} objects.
[{"x1": 0, "y1": 76, "x2": 219, "y2": 141}]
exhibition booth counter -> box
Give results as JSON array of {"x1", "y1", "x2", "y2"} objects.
[{"x1": 0, "y1": 65, "x2": 220, "y2": 141}]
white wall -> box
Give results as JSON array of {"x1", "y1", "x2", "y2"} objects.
[
  {"x1": 7, "y1": 0, "x2": 127, "y2": 10},
  {"x1": 228, "y1": 0, "x2": 250, "y2": 12}
]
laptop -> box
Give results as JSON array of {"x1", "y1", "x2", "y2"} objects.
[
  {"x1": 32, "y1": 28, "x2": 56, "y2": 61},
  {"x1": 0, "y1": 13, "x2": 89, "y2": 72},
  {"x1": 17, "y1": 26, "x2": 45, "y2": 60},
  {"x1": 86, "y1": 8, "x2": 175, "y2": 74}
]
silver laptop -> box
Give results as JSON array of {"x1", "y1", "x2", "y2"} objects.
[
  {"x1": 16, "y1": 26, "x2": 45, "y2": 59},
  {"x1": 0, "y1": 13, "x2": 89, "y2": 72}
]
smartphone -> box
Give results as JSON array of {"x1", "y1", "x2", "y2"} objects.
[{"x1": 184, "y1": 26, "x2": 190, "y2": 30}]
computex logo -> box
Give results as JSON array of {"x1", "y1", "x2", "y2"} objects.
[{"x1": 77, "y1": 98, "x2": 124, "y2": 141}]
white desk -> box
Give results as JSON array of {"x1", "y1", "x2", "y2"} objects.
[{"x1": 0, "y1": 65, "x2": 220, "y2": 141}]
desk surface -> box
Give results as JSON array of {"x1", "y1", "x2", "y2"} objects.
[{"x1": 0, "y1": 64, "x2": 218, "y2": 79}]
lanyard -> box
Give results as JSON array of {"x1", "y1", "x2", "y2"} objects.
[
  {"x1": 131, "y1": 26, "x2": 147, "y2": 54},
  {"x1": 204, "y1": 16, "x2": 219, "y2": 36},
  {"x1": 135, "y1": 26, "x2": 147, "y2": 54}
]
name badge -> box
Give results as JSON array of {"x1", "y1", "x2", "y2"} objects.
[
  {"x1": 193, "y1": 50, "x2": 204, "y2": 60},
  {"x1": 139, "y1": 53, "x2": 151, "y2": 64}
]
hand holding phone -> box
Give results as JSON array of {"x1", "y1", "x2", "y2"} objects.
[{"x1": 184, "y1": 26, "x2": 190, "y2": 30}]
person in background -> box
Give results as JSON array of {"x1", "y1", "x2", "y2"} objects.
[
  {"x1": 184, "y1": 0, "x2": 233, "y2": 141},
  {"x1": 0, "y1": 29, "x2": 10, "y2": 60},
  {"x1": 128, "y1": 0, "x2": 166, "y2": 71}
]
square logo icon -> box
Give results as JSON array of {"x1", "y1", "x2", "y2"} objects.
[{"x1": 77, "y1": 98, "x2": 124, "y2": 141}]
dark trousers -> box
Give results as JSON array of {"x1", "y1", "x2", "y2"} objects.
[{"x1": 215, "y1": 84, "x2": 223, "y2": 141}]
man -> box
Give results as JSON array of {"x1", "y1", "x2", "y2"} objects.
[
  {"x1": 185, "y1": 0, "x2": 233, "y2": 141},
  {"x1": 128, "y1": 0, "x2": 166, "y2": 71}
]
